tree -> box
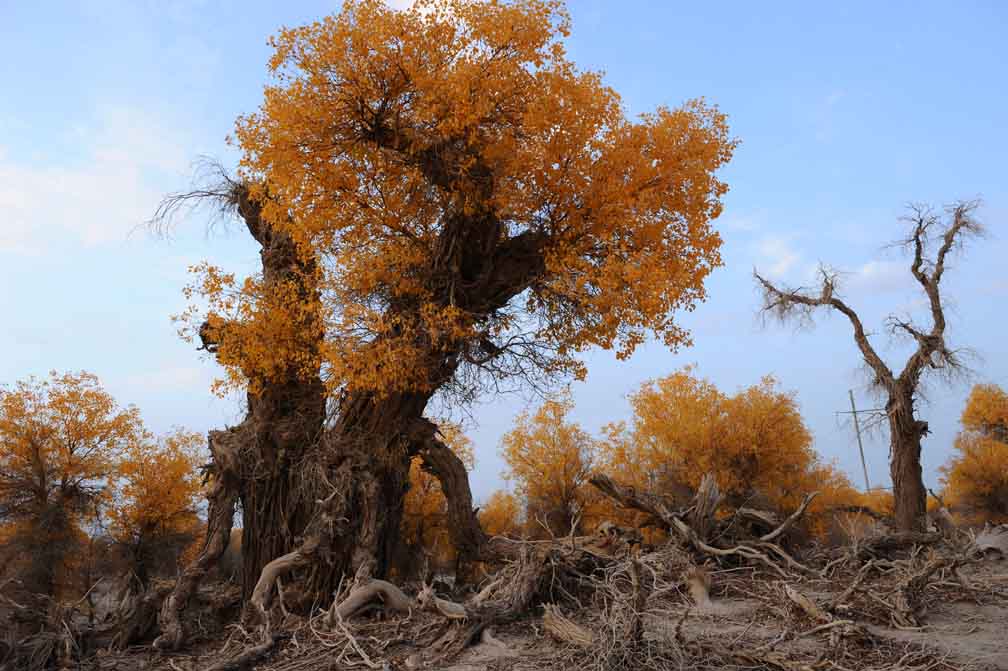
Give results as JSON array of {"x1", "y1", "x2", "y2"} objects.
[
  {"x1": 106, "y1": 429, "x2": 204, "y2": 588},
  {"x1": 155, "y1": 0, "x2": 733, "y2": 644},
  {"x1": 756, "y1": 201, "x2": 983, "y2": 531},
  {"x1": 501, "y1": 395, "x2": 599, "y2": 536},
  {"x1": 401, "y1": 423, "x2": 474, "y2": 575},
  {"x1": 0, "y1": 371, "x2": 143, "y2": 597},
  {"x1": 478, "y1": 490, "x2": 522, "y2": 538},
  {"x1": 612, "y1": 368, "x2": 843, "y2": 514},
  {"x1": 940, "y1": 383, "x2": 1008, "y2": 522}
]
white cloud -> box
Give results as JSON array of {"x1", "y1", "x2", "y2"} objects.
[
  {"x1": 0, "y1": 106, "x2": 189, "y2": 255},
  {"x1": 753, "y1": 236, "x2": 802, "y2": 278},
  {"x1": 847, "y1": 259, "x2": 912, "y2": 293},
  {"x1": 385, "y1": 0, "x2": 439, "y2": 15},
  {"x1": 717, "y1": 209, "x2": 764, "y2": 233}
]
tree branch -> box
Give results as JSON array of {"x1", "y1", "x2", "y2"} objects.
[{"x1": 755, "y1": 268, "x2": 894, "y2": 389}]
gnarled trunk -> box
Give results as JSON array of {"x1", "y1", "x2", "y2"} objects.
[
  {"x1": 888, "y1": 386, "x2": 928, "y2": 533},
  {"x1": 238, "y1": 376, "x2": 325, "y2": 601}
]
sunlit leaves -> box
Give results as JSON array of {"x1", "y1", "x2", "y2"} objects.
[
  {"x1": 0, "y1": 371, "x2": 143, "y2": 595},
  {"x1": 500, "y1": 393, "x2": 600, "y2": 535},
  {"x1": 180, "y1": 0, "x2": 734, "y2": 399},
  {"x1": 478, "y1": 490, "x2": 521, "y2": 538},
  {"x1": 107, "y1": 428, "x2": 204, "y2": 551},
  {"x1": 941, "y1": 383, "x2": 1008, "y2": 522},
  {"x1": 607, "y1": 368, "x2": 856, "y2": 528}
]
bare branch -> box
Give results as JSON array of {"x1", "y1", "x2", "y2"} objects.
[
  {"x1": 755, "y1": 267, "x2": 894, "y2": 389},
  {"x1": 894, "y1": 200, "x2": 983, "y2": 385}
]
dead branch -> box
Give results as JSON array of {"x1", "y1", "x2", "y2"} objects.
[
  {"x1": 542, "y1": 603, "x2": 593, "y2": 647},
  {"x1": 973, "y1": 523, "x2": 1008, "y2": 556},
  {"x1": 760, "y1": 492, "x2": 818, "y2": 542},
  {"x1": 685, "y1": 565, "x2": 711, "y2": 609}
]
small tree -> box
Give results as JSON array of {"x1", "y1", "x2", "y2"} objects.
[
  {"x1": 612, "y1": 368, "x2": 844, "y2": 513},
  {"x1": 756, "y1": 201, "x2": 983, "y2": 531},
  {"x1": 0, "y1": 371, "x2": 143, "y2": 597},
  {"x1": 478, "y1": 491, "x2": 522, "y2": 538},
  {"x1": 107, "y1": 429, "x2": 204, "y2": 588},
  {"x1": 501, "y1": 395, "x2": 599, "y2": 536},
  {"x1": 940, "y1": 383, "x2": 1008, "y2": 522}
]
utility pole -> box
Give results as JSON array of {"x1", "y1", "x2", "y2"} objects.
[{"x1": 848, "y1": 390, "x2": 871, "y2": 491}]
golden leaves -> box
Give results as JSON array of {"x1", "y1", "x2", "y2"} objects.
[
  {"x1": 107, "y1": 428, "x2": 204, "y2": 546},
  {"x1": 479, "y1": 490, "x2": 521, "y2": 538},
  {"x1": 0, "y1": 371, "x2": 142, "y2": 519},
  {"x1": 940, "y1": 383, "x2": 1008, "y2": 523},
  {"x1": 500, "y1": 393, "x2": 602, "y2": 535},
  {"x1": 0, "y1": 371, "x2": 205, "y2": 575},
  {"x1": 180, "y1": 0, "x2": 734, "y2": 399},
  {"x1": 606, "y1": 368, "x2": 858, "y2": 536}
]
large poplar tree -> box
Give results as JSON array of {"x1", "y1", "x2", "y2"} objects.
[{"x1": 155, "y1": 0, "x2": 734, "y2": 648}]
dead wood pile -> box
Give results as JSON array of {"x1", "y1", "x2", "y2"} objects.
[{"x1": 6, "y1": 480, "x2": 1006, "y2": 671}]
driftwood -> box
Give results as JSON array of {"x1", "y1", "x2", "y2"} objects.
[
  {"x1": 685, "y1": 565, "x2": 711, "y2": 609},
  {"x1": 590, "y1": 472, "x2": 820, "y2": 578},
  {"x1": 543, "y1": 604, "x2": 594, "y2": 647},
  {"x1": 974, "y1": 523, "x2": 1008, "y2": 555}
]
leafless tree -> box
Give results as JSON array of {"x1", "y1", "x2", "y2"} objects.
[{"x1": 755, "y1": 201, "x2": 984, "y2": 532}]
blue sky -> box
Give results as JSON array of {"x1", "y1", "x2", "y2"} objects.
[{"x1": 1, "y1": 0, "x2": 1005, "y2": 500}]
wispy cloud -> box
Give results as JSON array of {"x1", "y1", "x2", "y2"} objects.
[
  {"x1": 847, "y1": 259, "x2": 912, "y2": 293},
  {"x1": 717, "y1": 209, "x2": 765, "y2": 234},
  {"x1": 0, "y1": 106, "x2": 188, "y2": 255},
  {"x1": 753, "y1": 236, "x2": 802, "y2": 278}
]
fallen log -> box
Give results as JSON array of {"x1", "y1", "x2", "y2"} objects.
[{"x1": 974, "y1": 524, "x2": 1008, "y2": 556}]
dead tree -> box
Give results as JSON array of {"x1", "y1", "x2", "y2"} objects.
[{"x1": 755, "y1": 201, "x2": 983, "y2": 532}]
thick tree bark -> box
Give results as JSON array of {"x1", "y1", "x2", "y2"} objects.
[
  {"x1": 888, "y1": 385, "x2": 928, "y2": 533},
  {"x1": 238, "y1": 376, "x2": 325, "y2": 600}
]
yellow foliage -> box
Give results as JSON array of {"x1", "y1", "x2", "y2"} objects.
[
  {"x1": 602, "y1": 368, "x2": 859, "y2": 536},
  {"x1": 941, "y1": 384, "x2": 1008, "y2": 523},
  {"x1": 500, "y1": 394, "x2": 600, "y2": 535},
  {"x1": 401, "y1": 422, "x2": 475, "y2": 563},
  {"x1": 178, "y1": 0, "x2": 735, "y2": 399},
  {"x1": 614, "y1": 369, "x2": 822, "y2": 510},
  {"x1": 0, "y1": 371, "x2": 144, "y2": 595},
  {"x1": 107, "y1": 428, "x2": 204, "y2": 556},
  {"x1": 479, "y1": 490, "x2": 522, "y2": 538}
]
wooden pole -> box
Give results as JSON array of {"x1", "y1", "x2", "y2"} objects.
[{"x1": 849, "y1": 389, "x2": 871, "y2": 491}]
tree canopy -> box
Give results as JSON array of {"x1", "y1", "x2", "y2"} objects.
[
  {"x1": 604, "y1": 368, "x2": 857, "y2": 533},
  {"x1": 0, "y1": 372, "x2": 140, "y2": 595},
  {"x1": 500, "y1": 394, "x2": 601, "y2": 535},
  {"x1": 180, "y1": 0, "x2": 735, "y2": 402},
  {"x1": 107, "y1": 428, "x2": 205, "y2": 584},
  {"x1": 941, "y1": 383, "x2": 1008, "y2": 522}
]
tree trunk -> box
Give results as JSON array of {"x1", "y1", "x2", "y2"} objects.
[
  {"x1": 155, "y1": 428, "x2": 241, "y2": 650},
  {"x1": 888, "y1": 386, "x2": 928, "y2": 533}
]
